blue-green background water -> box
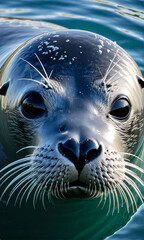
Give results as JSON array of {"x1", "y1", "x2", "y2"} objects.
[{"x1": 0, "y1": 0, "x2": 143, "y2": 239}]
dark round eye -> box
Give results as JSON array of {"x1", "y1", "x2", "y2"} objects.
[
  {"x1": 110, "y1": 96, "x2": 131, "y2": 120},
  {"x1": 21, "y1": 92, "x2": 46, "y2": 119}
]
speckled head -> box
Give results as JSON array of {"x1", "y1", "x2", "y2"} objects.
[{"x1": 0, "y1": 30, "x2": 143, "y2": 209}]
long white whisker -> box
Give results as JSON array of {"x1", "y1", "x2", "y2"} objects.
[
  {"x1": 125, "y1": 169, "x2": 144, "y2": 186},
  {"x1": 35, "y1": 53, "x2": 50, "y2": 83},
  {"x1": 0, "y1": 157, "x2": 31, "y2": 173},
  {"x1": 60, "y1": 179, "x2": 66, "y2": 199},
  {"x1": 97, "y1": 192, "x2": 104, "y2": 208},
  {"x1": 124, "y1": 160, "x2": 144, "y2": 174},
  {"x1": 16, "y1": 145, "x2": 38, "y2": 154},
  {"x1": 15, "y1": 175, "x2": 35, "y2": 206},
  {"x1": 118, "y1": 183, "x2": 129, "y2": 213},
  {"x1": 120, "y1": 181, "x2": 135, "y2": 212},
  {"x1": 20, "y1": 176, "x2": 37, "y2": 207},
  {"x1": 20, "y1": 58, "x2": 47, "y2": 81},
  {"x1": 106, "y1": 54, "x2": 125, "y2": 82},
  {"x1": 6, "y1": 173, "x2": 32, "y2": 205},
  {"x1": 123, "y1": 181, "x2": 138, "y2": 212},
  {"x1": 114, "y1": 187, "x2": 119, "y2": 214},
  {"x1": 103, "y1": 49, "x2": 119, "y2": 82},
  {"x1": 25, "y1": 177, "x2": 38, "y2": 204},
  {"x1": 111, "y1": 188, "x2": 115, "y2": 215},
  {"x1": 1, "y1": 162, "x2": 31, "y2": 184},
  {"x1": 120, "y1": 152, "x2": 143, "y2": 161},
  {"x1": 0, "y1": 169, "x2": 31, "y2": 201},
  {"x1": 48, "y1": 180, "x2": 54, "y2": 204},
  {"x1": 107, "y1": 59, "x2": 130, "y2": 84},
  {"x1": 106, "y1": 189, "x2": 111, "y2": 216},
  {"x1": 17, "y1": 78, "x2": 48, "y2": 88},
  {"x1": 101, "y1": 188, "x2": 107, "y2": 209},
  {"x1": 32, "y1": 174, "x2": 45, "y2": 208},
  {"x1": 41, "y1": 187, "x2": 47, "y2": 211},
  {"x1": 33, "y1": 181, "x2": 43, "y2": 206},
  {"x1": 124, "y1": 176, "x2": 143, "y2": 204}
]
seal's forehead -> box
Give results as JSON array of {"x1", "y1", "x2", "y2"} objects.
[{"x1": 25, "y1": 30, "x2": 124, "y2": 78}]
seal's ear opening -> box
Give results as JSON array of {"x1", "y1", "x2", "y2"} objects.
[
  {"x1": 136, "y1": 75, "x2": 144, "y2": 89},
  {"x1": 0, "y1": 81, "x2": 10, "y2": 96}
]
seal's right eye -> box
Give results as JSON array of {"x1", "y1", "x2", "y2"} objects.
[{"x1": 21, "y1": 92, "x2": 46, "y2": 119}]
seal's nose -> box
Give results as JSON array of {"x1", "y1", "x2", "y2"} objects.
[{"x1": 58, "y1": 138, "x2": 101, "y2": 173}]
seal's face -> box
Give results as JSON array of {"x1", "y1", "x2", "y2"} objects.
[{"x1": 0, "y1": 31, "x2": 144, "y2": 208}]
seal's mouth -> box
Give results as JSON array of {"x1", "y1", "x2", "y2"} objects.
[
  {"x1": 65, "y1": 180, "x2": 89, "y2": 198},
  {"x1": 69, "y1": 180, "x2": 87, "y2": 189}
]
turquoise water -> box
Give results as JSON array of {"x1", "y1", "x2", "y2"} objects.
[{"x1": 0, "y1": 0, "x2": 144, "y2": 239}]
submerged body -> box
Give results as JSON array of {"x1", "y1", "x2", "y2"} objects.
[{"x1": 0, "y1": 18, "x2": 144, "y2": 240}]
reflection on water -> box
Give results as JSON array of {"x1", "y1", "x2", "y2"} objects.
[{"x1": 0, "y1": 8, "x2": 29, "y2": 13}]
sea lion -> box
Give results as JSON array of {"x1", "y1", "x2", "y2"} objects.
[{"x1": 0, "y1": 18, "x2": 143, "y2": 240}]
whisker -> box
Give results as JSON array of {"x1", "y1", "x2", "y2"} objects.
[
  {"x1": 48, "y1": 180, "x2": 54, "y2": 204},
  {"x1": 16, "y1": 146, "x2": 38, "y2": 154},
  {"x1": 125, "y1": 169, "x2": 144, "y2": 186},
  {"x1": 1, "y1": 162, "x2": 31, "y2": 185},
  {"x1": 124, "y1": 176, "x2": 143, "y2": 204},
  {"x1": 115, "y1": 184, "x2": 124, "y2": 208},
  {"x1": 33, "y1": 178, "x2": 45, "y2": 206},
  {"x1": 101, "y1": 188, "x2": 107, "y2": 210},
  {"x1": 15, "y1": 175, "x2": 35, "y2": 206},
  {"x1": 20, "y1": 58, "x2": 47, "y2": 81},
  {"x1": 106, "y1": 53, "x2": 126, "y2": 83},
  {"x1": 103, "y1": 49, "x2": 119, "y2": 82},
  {"x1": 111, "y1": 188, "x2": 115, "y2": 215},
  {"x1": 97, "y1": 193, "x2": 104, "y2": 208},
  {"x1": 35, "y1": 53, "x2": 52, "y2": 88},
  {"x1": 124, "y1": 160, "x2": 144, "y2": 174},
  {"x1": 107, "y1": 72, "x2": 132, "y2": 85},
  {"x1": 120, "y1": 181, "x2": 135, "y2": 212},
  {"x1": 60, "y1": 179, "x2": 66, "y2": 199},
  {"x1": 20, "y1": 176, "x2": 38, "y2": 207},
  {"x1": 32, "y1": 173, "x2": 50, "y2": 207},
  {"x1": 54, "y1": 181, "x2": 61, "y2": 200},
  {"x1": 39, "y1": 176, "x2": 50, "y2": 204},
  {"x1": 106, "y1": 189, "x2": 111, "y2": 216},
  {"x1": 41, "y1": 187, "x2": 47, "y2": 211},
  {"x1": 114, "y1": 187, "x2": 119, "y2": 214},
  {"x1": 118, "y1": 183, "x2": 129, "y2": 213},
  {"x1": 48, "y1": 69, "x2": 53, "y2": 80},
  {"x1": 120, "y1": 152, "x2": 143, "y2": 162},
  {"x1": 107, "y1": 59, "x2": 131, "y2": 84},
  {"x1": 64, "y1": 182, "x2": 67, "y2": 194},
  {"x1": 124, "y1": 181, "x2": 138, "y2": 212},
  {"x1": 56, "y1": 181, "x2": 63, "y2": 200},
  {"x1": 6, "y1": 173, "x2": 33, "y2": 206},
  {"x1": 17, "y1": 78, "x2": 48, "y2": 89},
  {"x1": 25, "y1": 177, "x2": 38, "y2": 205},
  {"x1": 0, "y1": 169, "x2": 31, "y2": 201},
  {"x1": 0, "y1": 157, "x2": 31, "y2": 173}
]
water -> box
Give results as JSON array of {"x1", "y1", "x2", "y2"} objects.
[{"x1": 0, "y1": 0, "x2": 144, "y2": 239}]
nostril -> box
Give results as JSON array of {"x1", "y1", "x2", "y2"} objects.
[
  {"x1": 58, "y1": 139, "x2": 79, "y2": 162},
  {"x1": 80, "y1": 139, "x2": 102, "y2": 162},
  {"x1": 86, "y1": 146, "x2": 102, "y2": 161}
]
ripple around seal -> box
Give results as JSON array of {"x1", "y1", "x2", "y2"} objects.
[{"x1": 0, "y1": 0, "x2": 143, "y2": 240}]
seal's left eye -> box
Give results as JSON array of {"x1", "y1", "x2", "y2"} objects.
[
  {"x1": 21, "y1": 92, "x2": 46, "y2": 119},
  {"x1": 110, "y1": 96, "x2": 131, "y2": 120}
]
